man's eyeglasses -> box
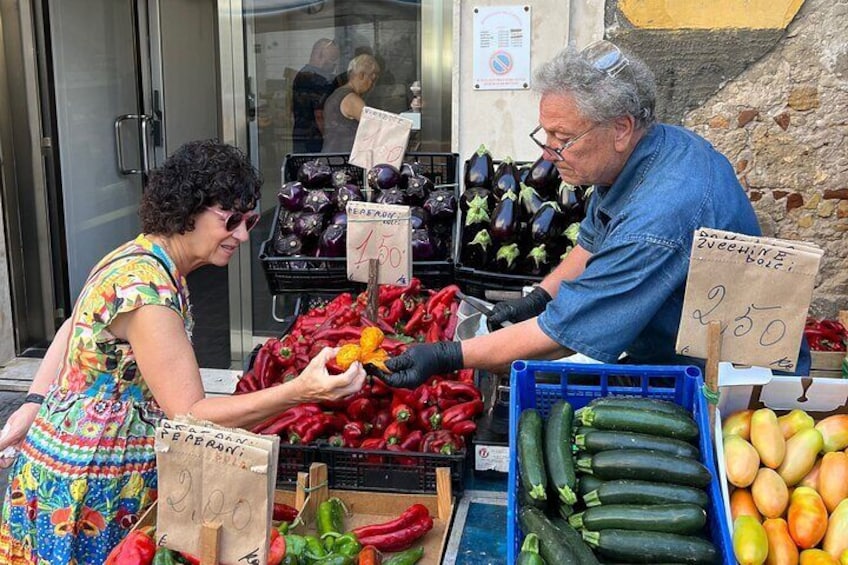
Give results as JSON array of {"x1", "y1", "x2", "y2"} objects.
[
  {"x1": 208, "y1": 208, "x2": 260, "y2": 232},
  {"x1": 529, "y1": 123, "x2": 599, "y2": 161},
  {"x1": 581, "y1": 40, "x2": 629, "y2": 77}
]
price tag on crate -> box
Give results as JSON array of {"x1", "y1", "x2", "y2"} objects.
[
  {"x1": 154, "y1": 418, "x2": 279, "y2": 564},
  {"x1": 346, "y1": 201, "x2": 412, "y2": 285},
  {"x1": 349, "y1": 107, "x2": 413, "y2": 171},
  {"x1": 676, "y1": 227, "x2": 823, "y2": 372}
]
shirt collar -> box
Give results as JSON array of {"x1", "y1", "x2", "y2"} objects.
[{"x1": 594, "y1": 124, "x2": 664, "y2": 218}]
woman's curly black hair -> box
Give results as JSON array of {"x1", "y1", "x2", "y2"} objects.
[{"x1": 139, "y1": 139, "x2": 263, "y2": 235}]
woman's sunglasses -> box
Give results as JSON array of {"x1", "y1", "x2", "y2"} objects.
[{"x1": 208, "y1": 208, "x2": 260, "y2": 232}]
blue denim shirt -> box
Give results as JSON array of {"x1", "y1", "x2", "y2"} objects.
[{"x1": 538, "y1": 124, "x2": 811, "y2": 374}]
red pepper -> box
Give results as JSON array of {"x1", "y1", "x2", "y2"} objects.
[
  {"x1": 104, "y1": 527, "x2": 157, "y2": 565},
  {"x1": 449, "y1": 420, "x2": 478, "y2": 436},
  {"x1": 360, "y1": 315, "x2": 396, "y2": 335},
  {"x1": 437, "y1": 381, "x2": 482, "y2": 401},
  {"x1": 360, "y1": 437, "x2": 386, "y2": 464},
  {"x1": 308, "y1": 338, "x2": 333, "y2": 358},
  {"x1": 400, "y1": 429, "x2": 423, "y2": 452},
  {"x1": 383, "y1": 299, "x2": 406, "y2": 327},
  {"x1": 437, "y1": 396, "x2": 460, "y2": 411},
  {"x1": 328, "y1": 434, "x2": 345, "y2": 447},
  {"x1": 378, "y1": 278, "x2": 422, "y2": 306},
  {"x1": 252, "y1": 403, "x2": 323, "y2": 435},
  {"x1": 443, "y1": 302, "x2": 460, "y2": 340},
  {"x1": 380, "y1": 337, "x2": 408, "y2": 354},
  {"x1": 425, "y1": 284, "x2": 459, "y2": 315},
  {"x1": 325, "y1": 292, "x2": 354, "y2": 314},
  {"x1": 342, "y1": 421, "x2": 371, "y2": 447},
  {"x1": 267, "y1": 529, "x2": 286, "y2": 565},
  {"x1": 289, "y1": 413, "x2": 332, "y2": 444},
  {"x1": 387, "y1": 443, "x2": 416, "y2": 466},
  {"x1": 252, "y1": 344, "x2": 275, "y2": 388},
  {"x1": 346, "y1": 398, "x2": 376, "y2": 422},
  {"x1": 370, "y1": 377, "x2": 393, "y2": 397},
  {"x1": 351, "y1": 503, "x2": 430, "y2": 539},
  {"x1": 403, "y1": 303, "x2": 428, "y2": 335},
  {"x1": 413, "y1": 383, "x2": 436, "y2": 409},
  {"x1": 179, "y1": 553, "x2": 201, "y2": 565},
  {"x1": 272, "y1": 502, "x2": 299, "y2": 522},
  {"x1": 424, "y1": 322, "x2": 442, "y2": 343},
  {"x1": 422, "y1": 429, "x2": 464, "y2": 454},
  {"x1": 313, "y1": 326, "x2": 363, "y2": 343},
  {"x1": 417, "y1": 405, "x2": 442, "y2": 431},
  {"x1": 371, "y1": 410, "x2": 392, "y2": 437},
  {"x1": 455, "y1": 368, "x2": 475, "y2": 384},
  {"x1": 383, "y1": 421, "x2": 409, "y2": 445},
  {"x1": 441, "y1": 399, "x2": 484, "y2": 429},
  {"x1": 234, "y1": 369, "x2": 261, "y2": 395},
  {"x1": 391, "y1": 402, "x2": 415, "y2": 424},
  {"x1": 354, "y1": 509, "x2": 434, "y2": 553}
]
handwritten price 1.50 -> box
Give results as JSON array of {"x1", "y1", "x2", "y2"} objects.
[
  {"x1": 692, "y1": 284, "x2": 788, "y2": 348},
  {"x1": 353, "y1": 230, "x2": 403, "y2": 268}
]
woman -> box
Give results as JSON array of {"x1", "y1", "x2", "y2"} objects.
[
  {"x1": 321, "y1": 53, "x2": 380, "y2": 153},
  {"x1": 0, "y1": 140, "x2": 365, "y2": 563}
]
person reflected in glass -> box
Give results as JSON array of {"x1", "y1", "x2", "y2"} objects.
[
  {"x1": 292, "y1": 38, "x2": 340, "y2": 153},
  {"x1": 321, "y1": 54, "x2": 381, "y2": 153}
]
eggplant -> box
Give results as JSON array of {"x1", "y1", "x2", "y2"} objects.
[
  {"x1": 297, "y1": 159, "x2": 333, "y2": 189},
  {"x1": 460, "y1": 187, "x2": 496, "y2": 213},
  {"x1": 277, "y1": 181, "x2": 306, "y2": 212},
  {"x1": 525, "y1": 156, "x2": 561, "y2": 199},
  {"x1": 529, "y1": 202, "x2": 565, "y2": 245},
  {"x1": 277, "y1": 209, "x2": 297, "y2": 236},
  {"x1": 465, "y1": 144, "x2": 494, "y2": 189},
  {"x1": 519, "y1": 165, "x2": 532, "y2": 185},
  {"x1": 461, "y1": 229, "x2": 493, "y2": 270},
  {"x1": 495, "y1": 242, "x2": 520, "y2": 272},
  {"x1": 292, "y1": 212, "x2": 325, "y2": 243},
  {"x1": 564, "y1": 222, "x2": 581, "y2": 246},
  {"x1": 318, "y1": 224, "x2": 346, "y2": 257},
  {"x1": 489, "y1": 192, "x2": 520, "y2": 243},
  {"x1": 302, "y1": 189, "x2": 333, "y2": 215},
  {"x1": 405, "y1": 174, "x2": 433, "y2": 205},
  {"x1": 333, "y1": 183, "x2": 364, "y2": 211},
  {"x1": 330, "y1": 211, "x2": 348, "y2": 227},
  {"x1": 492, "y1": 157, "x2": 521, "y2": 199},
  {"x1": 423, "y1": 190, "x2": 457, "y2": 221},
  {"x1": 522, "y1": 244, "x2": 551, "y2": 277},
  {"x1": 411, "y1": 228, "x2": 437, "y2": 260},
  {"x1": 376, "y1": 187, "x2": 408, "y2": 206},
  {"x1": 463, "y1": 195, "x2": 491, "y2": 240},
  {"x1": 399, "y1": 161, "x2": 422, "y2": 189},
  {"x1": 273, "y1": 233, "x2": 304, "y2": 257},
  {"x1": 367, "y1": 163, "x2": 401, "y2": 191},
  {"x1": 557, "y1": 182, "x2": 585, "y2": 223},
  {"x1": 331, "y1": 170, "x2": 351, "y2": 188},
  {"x1": 409, "y1": 206, "x2": 429, "y2": 230},
  {"x1": 518, "y1": 183, "x2": 544, "y2": 219}
]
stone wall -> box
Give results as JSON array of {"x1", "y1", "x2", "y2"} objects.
[{"x1": 607, "y1": 0, "x2": 848, "y2": 317}]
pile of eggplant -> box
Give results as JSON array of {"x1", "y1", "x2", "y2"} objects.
[
  {"x1": 459, "y1": 144, "x2": 590, "y2": 277},
  {"x1": 272, "y1": 159, "x2": 457, "y2": 262}
]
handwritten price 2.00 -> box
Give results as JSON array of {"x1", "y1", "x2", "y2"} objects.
[
  {"x1": 692, "y1": 284, "x2": 788, "y2": 348},
  {"x1": 353, "y1": 230, "x2": 403, "y2": 268}
]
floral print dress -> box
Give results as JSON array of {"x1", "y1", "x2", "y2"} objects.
[{"x1": 0, "y1": 234, "x2": 192, "y2": 564}]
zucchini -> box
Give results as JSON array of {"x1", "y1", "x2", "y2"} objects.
[
  {"x1": 519, "y1": 506, "x2": 579, "y2": 564},
  {"x1": 588, "y1": 395, "x2": 690, "y2": 418},
  {"x1": 583, "y1": 479, "x2": 708, "y2": 508},
  {"x1": 577, "y1": 476, "x2": 604, "y2": 499},
  {"x1": 549, "y1": 517, "x2": 600, "y2": 565},
  {"x1": 558, "y1": 503, "x2": 574, "y2": 519},
  {"x1": 569, "y1": 504, "x2": 706, "y2": 535},
  {"x1": 575, "y1": 449, "x2": 711, "y2": 488},
  {"x1": 518, "y1": 409, "x2": 547, "y2": 503},
  {"x1": 575, "y1": 430, "x2": 699, "y2": 459},
  {"x1": 578, "y1": 406, "x2": 698, "y2": 441},
  {"x1": 582, "y1": 529, "x2": 717, "y2": 564},
  {"x1": 517, "y1": 533, "x2": 546, "y2": 565},
  {"x1": 545, "y1": 400, "x2": 578, "y2": 504}
]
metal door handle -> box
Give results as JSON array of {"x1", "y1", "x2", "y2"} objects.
[{"x1": 114, "y1": 114, "x2": 152, "y2": 175}]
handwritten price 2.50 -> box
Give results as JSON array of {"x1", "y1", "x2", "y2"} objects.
[
  {"x1": 353, "y1": 230, "x2": 403, "y2": 268},
  {"x1": 692, "y1": 285, "x2": 788, "y2": 348}
]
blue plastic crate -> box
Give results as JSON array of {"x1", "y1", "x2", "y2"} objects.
[{"x1": 506, "y1": 360, "x2": 734, "y2": 565}]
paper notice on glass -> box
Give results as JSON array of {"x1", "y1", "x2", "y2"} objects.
[
  {"x1": 676, "y1": 228, "x2": 823, "y2": 372},
  {"x1": 349, "y1": 107, "x2": 412, "y2": 171},
  {"x1": 154, "y1": 418, "x2": 278, "y2": 565}
]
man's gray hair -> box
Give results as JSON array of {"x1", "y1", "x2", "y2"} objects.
[
  {"x1": 533, "y1": 45, "x2": 657, "y2": 130},
  {"x1": 348, "y1": 54, "x2": 380, "y2": 76}
]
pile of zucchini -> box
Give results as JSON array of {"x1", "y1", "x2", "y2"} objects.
[{"x1": 516, "y1": 396, "x2": 720, "y2": 564}]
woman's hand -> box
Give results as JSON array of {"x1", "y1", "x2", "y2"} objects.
[
  {"x1": 294, "y1": 347, "x2": 366, "y2": 403},
  {"x1": 0, "y1": 403, "x2": 40, "y2": 468}
]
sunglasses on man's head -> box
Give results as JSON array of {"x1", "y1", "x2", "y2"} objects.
[
  {"x1": 581, "y1": 40, "x2": 630, "y2": 77},
  {"x1": 208, "y1": 208, "x2": 260, "y2": 232}
]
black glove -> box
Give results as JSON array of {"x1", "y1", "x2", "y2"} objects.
[
  {"x1": 487, "y1": 287, "x2": 552, "y2": 328},
  {"x1": 383, "y1": 341, "x2": 464, "y2": 389}
]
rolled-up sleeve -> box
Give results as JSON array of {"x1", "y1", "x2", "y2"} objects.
[{"x1": 538, "y1": 234, "x2": 685, "y2": 363}]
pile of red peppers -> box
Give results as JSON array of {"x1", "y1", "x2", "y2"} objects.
[
  {"x1": 239, "y1": 280, "x2": 484, "y2": 457},
  {"x1": 804, "y1": 317, "x2": 847, "y2": 352}
]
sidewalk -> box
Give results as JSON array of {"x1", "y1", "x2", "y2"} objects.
[{"x1": 0, "y1": 390, "x2": 26, "y2": 500}]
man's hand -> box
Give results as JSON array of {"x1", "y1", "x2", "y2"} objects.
[
  {"x1": 487, "y1": 287, "x2": 552, "y2": 328},
  {"x1": 384, "y1": 341, "x2": 464, "y2": 389}
]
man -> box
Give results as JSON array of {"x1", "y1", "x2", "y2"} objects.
[
  {"x1": 291, "y1": 38, "x2": 340, "y2": 153},
  {"x1": 385, "y1": 40, "x2": 810, "y2": 387}
]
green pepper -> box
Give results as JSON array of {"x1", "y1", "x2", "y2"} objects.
[
  {"x1": 309, "y1": 556, "x2": 353, "y2": 565},
  {"x1": 330, "y1": 533, "x2": 361, "y2": 558},
  {"x1": 517, "y1": 533, "x2": 546, "y2": 565},
  {"x1": 281, "y1": 555, "x2": 300, "y2": 565},
  {"x1": 317, "y1": 497, "x2": 346, "y2": 537},
  {"x1": 152, "y1": 546, "x2": 180, "y2": 565},
  {"x1": 304, "y1": 535, "x2": 328, "y2": 561},
  {"x1": 284, "y1": 534, "x2": 307, "y2": 558},
  {"x1": 383, "y1": 546, "x2": 424, "y2": 565},
  {"x1": 277, "y1": 520, "x2": 290, "y2": 535}
]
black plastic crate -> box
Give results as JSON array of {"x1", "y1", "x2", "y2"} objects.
[
  {"x1": 260, "y1": 152, "x2": 460, "y2": 294},
  {"x1": 274, "y1": 443, "x2": 467, "y2": 496}
]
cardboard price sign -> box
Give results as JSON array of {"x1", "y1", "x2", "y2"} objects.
[
  {"x1": 346, "y1": 201, "x2": 411, "y2": 285},
  {"x1": 676, "y1": 228, "x2": 823, "y2": 372},
  {"x1": 154, "y1": 418, "x2": 279, "y2": 565},
  {"x1": 349, "y1": 107, "x2": 413, "y2": 171}
]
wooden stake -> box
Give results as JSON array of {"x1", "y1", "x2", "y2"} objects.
[
  {"x1": 199, "y1": 521, "x2": 221, "y2": 565},
  {"x1": 435, "y1": 467, "x2": 452, "y2": 521},
  {"x1": 304, "y1": 462, "x2": 328, "y2": 525},
  {"x1": 366, "y1": 258, "x2": 379, "y2": 322},
  {"x1": 705, "y1": 320, "x2": 722, "y2": 433}
]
